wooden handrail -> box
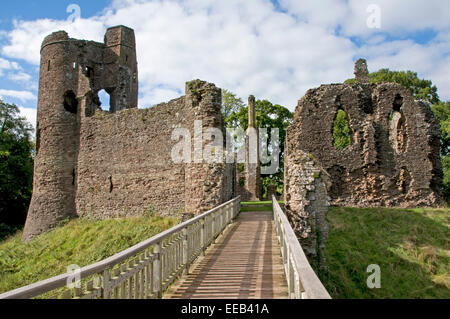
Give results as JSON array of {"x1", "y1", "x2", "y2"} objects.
[
  {"x1": 272, "y1": 196, "x2": 331, "y2": 299},
  {"x1": 0, "y1": 197, "x2": 241, "y2": 299}
]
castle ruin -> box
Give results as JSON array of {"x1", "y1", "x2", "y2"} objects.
[
  {"x1": 284, "y1": 59, "x2": 443, "y2": 266},
  {"x1": 23, "y1": 25, "x2": 442, "y2": 257},
  {"x1": 23, "y1": 26, "x2": 235, "y2": 241}
]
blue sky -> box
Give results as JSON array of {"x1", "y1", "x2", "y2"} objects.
[{"x1": 0, "y1": 0, "x2": 449, "y2": 130}]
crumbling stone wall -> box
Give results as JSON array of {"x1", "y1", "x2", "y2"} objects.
[
  {"x1": 284, "y1": 150, "x2": 330, "y2": 270},
  {"x1": 23, "y1": 27, "x2": 235, "y2": 241},
  {"x1": 284, "y1": 59, "x2": 443, "y2": 267},
  {"x1": 287, "y1": 60, "x2": 442, "y2": 209},
  {"x1": 76, "y1": 97, "x2": 188, "y2": 220}
]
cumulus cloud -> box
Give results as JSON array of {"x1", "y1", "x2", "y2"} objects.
[
  {"x1": 0, "y1": 57, "x2": 20, "y2": 77},
  {"x1": 0, "y1": 0, "x2": 449, "y2": 110},
  {"x1": 0, "y1": 89, "x2": 37, "y2": 103},
  {"x1": 18, "y1": 106, "x2": 37, "y2": 130}
]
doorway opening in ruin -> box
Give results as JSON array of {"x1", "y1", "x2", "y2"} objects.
[{"x1": 63, "y1": 90, "x2": 78, "y2": 114}]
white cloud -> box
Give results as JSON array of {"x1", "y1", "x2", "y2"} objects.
[
  {"x1": 0, "y1": 89, "x2": 37, "y2": 103},
  {"x1": 2, "y1": 18, "x2": 105, "y2": 65},
  {"x1": 18, "y1": 106, "x2": 37, "y2": 130},
  {"x1": 0, "y1": 0, "x2": 449, "y2": 110},
  {"x1": 0, "y1": 57, "x2": 20, "y2": 72}
]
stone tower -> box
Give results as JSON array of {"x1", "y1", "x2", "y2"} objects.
[
  {"x1": 243, "y1": 95, "x2": 262, "y2": 201},
  {"x1": 23, "y1": 26, "x2": 138, "y2": 242}
]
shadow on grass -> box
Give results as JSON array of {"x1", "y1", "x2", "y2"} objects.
[{"x1": 322, "y1": 207, "x2": 450, "y2": 299}]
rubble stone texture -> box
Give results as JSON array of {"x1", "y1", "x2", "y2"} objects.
[
  {"x1": 284, "y1": 150, "x2": 330, "y2": 270},
  {"x1": 23, "y1": 27, "x2": 235, "y2": 241},
  {"x1": 285, "y1": 59, "x2": 443, "y2": 265}
]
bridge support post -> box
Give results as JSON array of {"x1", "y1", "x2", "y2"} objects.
[
  {"x1": 200, "y1": 220, "x2": 206, "y2": 256},
  {"x1": 212, "y1": 214, "x2": 216, "y2": 244},
  {"x1": 153, "y1": 243, "x2": 162, "y2": 298},
  {"x1": 182, "y1": 228, "x2": 189, "y2": 275}
]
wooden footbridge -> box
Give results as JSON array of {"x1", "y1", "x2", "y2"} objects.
[{"x1": 0, "y1": 197, "x2": 330, "y2": 300}]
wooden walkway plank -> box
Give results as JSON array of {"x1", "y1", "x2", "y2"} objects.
[{"x1": 165, "y1": 211, "x2": 289, "y2": 299}]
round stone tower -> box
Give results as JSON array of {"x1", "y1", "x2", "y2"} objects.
[{"x1": 22, "y1": 31, "x2": 81, "y2": 241}]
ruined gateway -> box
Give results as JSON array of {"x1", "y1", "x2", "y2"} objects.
[{"x1": 23, "y1": 26, "x2": 443, "y2": 255}]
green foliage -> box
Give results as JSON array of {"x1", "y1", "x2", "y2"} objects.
[
  {"x1": 345, "y1": 68, "x2": 439, "y2": 104},
  {"x1": 222, "y1": 90, "x2": 246, "y2": 126},
  {"x1": 442, "y1": 155, "x2": 450, "y2": 202},
  {"x1": 0, "y1": 215, "x2": 178, "y2": 294},
  {"x1": 239, "y1": 177, "x2": 245, "y2": 188},
  {"x1": 324, "y1": 207, "x2": 450, "y2": 299},
  {"x1": 431, "y1": 101, "x2": 450, "y2": 156},
  {"x1": 222, "y1": 93, "x2": 293, "y2": 196},
  {"x1": 333, "y1": 110, "x2": 351, "y2": 150},
  {"x1": 0, "y1": 99, "x2": 34, "y2": 227}
]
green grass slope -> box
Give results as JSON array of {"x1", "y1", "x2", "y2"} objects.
[
  {"x1": 0, "y1": 216, "x2": 178, "y2": 294},
  {"x1": 324, "y1": 207, "x2": 450, "y2": 299}
]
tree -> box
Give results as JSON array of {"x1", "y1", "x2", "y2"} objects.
[
  {"x1": 222, "y1": 90, "x2": 245, "y2": 127},
  {"x1": 345, "y1": 68, "x2": 439, "y2": 104},
  {"x1": 222, "y1": 94, "x2": 293, "y2": 197},
  {"x1": 431, "y1": 101, "x2": 450, "y2": 156},
  {"x1": 333, "y1": 110, "x2": 351, "y2": 150},
  {"x1": 0, "y1": 99, "x2": 34, "y2": 236}
]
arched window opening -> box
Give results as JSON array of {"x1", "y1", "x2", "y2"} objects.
[
  {"x1": 63, "y1": 91, "x2": 78, "y2": 114},
  {"x1": 397, "y1": 168, "x2": 411, "y2": 194},
  {"x1": 333, "y1": 109, "x2": 351, "y2": 149},
  {"x1": 98, "y1": 89, "x2": 111, "y2": 112},
  {"x1": 389, "y1": 94, "x2": 407, "y2": 153},
  {"x1": 393, "y1": 94, "x2": 403, "y2": 112}
]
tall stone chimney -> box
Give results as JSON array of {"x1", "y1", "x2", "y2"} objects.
[{"x1": 244, "y1": 95, "x2": 262, "y2": 201}]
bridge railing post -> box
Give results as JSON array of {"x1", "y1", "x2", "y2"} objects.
[
  {"x1": 182, "y1": 228, "x2": 189, "y2": 275},
  {"x1": 200, "y1": 219, "x2": 206, "y2": 256},
  {"x1": 153, "y1": 243, "x2": 162, "y2": 298},
  {"x1": 212, "y1": 212, "x2": 217, "y2": 243}
]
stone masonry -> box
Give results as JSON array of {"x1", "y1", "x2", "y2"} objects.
[
  {"x1": 284, "y1": 150, "x2": 331, "y2": 270},
  {"x1": 238, "y1": 95, "x2": 262, "y2": 201},
  {"x1": 284, "y1": 59, "x2": 443, "y2": 266},
  {"x1": 23, "y1": 27, "x2": 235, "y2": 241}
]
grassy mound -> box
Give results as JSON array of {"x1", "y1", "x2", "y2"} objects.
[
  {"x1": 324, "y1": 207, "x2": 450, "y2": 299},
  {"x1": 0, "y1": 215, "x2": 178, "y2": 294}
]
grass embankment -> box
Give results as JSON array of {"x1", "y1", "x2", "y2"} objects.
[
  {"x1": 241, "y1": 201, "x2": 281, "y2": 212},
  {"x1": 324, "y1": 207, "x2": 450, "y2": 299},
  {"x1": 0, "y1": 215, "x2": 178, "y2": 294}
]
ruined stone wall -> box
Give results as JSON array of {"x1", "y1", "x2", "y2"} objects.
[
  {"x1": 284, "y1": 149, "x2": 330, "y2": 270},
  {"x1": 76, "y1": 97, "x2": 187, "y2": 219},
  {"x1": 23, "y1": 27, "x2": 235, "y2": 241},
  {"x1": 286, "y1": 61, "x2": 442, "y2": 208}
]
